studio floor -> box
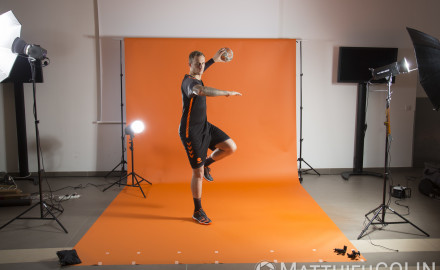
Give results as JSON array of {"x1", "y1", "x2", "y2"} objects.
[{"x1": 0, "y1": 168, "x2": 439, "y2": 270}]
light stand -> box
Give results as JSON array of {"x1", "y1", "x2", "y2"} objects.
[
  {"x1": 1, "y1": 58, "x2": 68, "y2": 233},
  {"x1": 357, "y1": 67, "x2": 429, "y2": 239},
  {"x1": 103, "y1": 124, "x2": 152, "y2": 198},
  {"x1": 105, "y1": 40, "x2": 127, "y2": 178},
  {"x1": 297, "y1": 41, "x2": 320, "y2": 183}
]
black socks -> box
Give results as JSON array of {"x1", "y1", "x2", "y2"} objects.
[
  {"x1": 193, "y1": 157, "x2": 215, "y2": 212},
  {"x1": 193, "y1": 198, "x2": 202, "y2": 212}
]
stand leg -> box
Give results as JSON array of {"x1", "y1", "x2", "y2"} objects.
[
  {"x1": 104, "y1": 160, "x2": 127, "y2": 178},
  {"x1": 103, "y1": 172, "x2": 151, "y2": 199},
  {"x1": 357, "y1": 204, "x2": 384, "y2": 239},
  {"x1": 132, "y1": 173, "x2": 152, "y2": 186},
  {"x1": 131, "y1": 174, "x2": 146, "y2": 198},
  {"x1": 299, "y1": 158, "x2": 320, "y2": 176},
  {"x1": 44, "y1": 202, "x2": 65, "y2": 216},
  {"x1": 298, "y1": 158, "x2": 320, "y2": 183},
  {"x1": 0, "y1": 201, "x2": 68, "y2": 233},
  {"x1": 103, "y1": 172, "x2": 129, "y2": 192},
  {"x1": 386, "y1": 206, "x2": 430, "y2": 237},
  {"x1": 41, "y1": 202, "x2": 69, "y2": 233},
  {"x1": 0, "y1": 202, "x2": 40, "y2": 230},
  {"x1": 358, "y1": 204, "x2": 429, "y2": 239}
]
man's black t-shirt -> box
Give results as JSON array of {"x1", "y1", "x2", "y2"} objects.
[
  {"x1": 178, "y1": 58, "x2": 230, "y2": 168},
  {"x1": 179, "y1": 58, "x2": 214, "y2": 138}
]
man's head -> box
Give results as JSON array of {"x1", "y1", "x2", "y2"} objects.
[
  {"x1": 189, "y1": 51, "x2": 204, "y2": 65},
  {"x1": 189, "y1": 50, "x2": 205, "y2": 77}
]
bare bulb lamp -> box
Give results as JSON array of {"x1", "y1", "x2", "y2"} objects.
[{"x1": 125, "y1": 120, "x2": 145, "y2": 137}]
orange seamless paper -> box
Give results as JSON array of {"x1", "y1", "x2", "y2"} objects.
[
  {"x1": 124, "y1": 38, "x2": 297, "y2": 183},
  {"x1": 74, "y1": 40, "x2": 364, "y2": 266}
]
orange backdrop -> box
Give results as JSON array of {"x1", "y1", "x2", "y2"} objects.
[
  {"x1": 124, "y1": 38, "x2": 297, "y2": 183},
  {"x1": 76, "y1": 43, "x2": 365, "y2": 265}
]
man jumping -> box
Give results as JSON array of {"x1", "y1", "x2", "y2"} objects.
[{"x1": 179, "y1": 48, "x2": 241, "y2": 225}]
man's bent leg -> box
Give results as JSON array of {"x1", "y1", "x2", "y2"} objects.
[
  {"x1": 203, "y1": 139, "x2": 237, "y2": 182},
  {"x1": 209, "y1": 138, "x2": 237, "y2": 162}
]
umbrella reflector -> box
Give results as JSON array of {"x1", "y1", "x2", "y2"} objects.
[
  {"x1": 407, "y1": 27, "x2": 440, "y2": 111},
  {"x1": 0, "y1": 10, "x2": 22, "y2": 82}
]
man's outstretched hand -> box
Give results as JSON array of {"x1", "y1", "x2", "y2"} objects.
[{"x1": 227, "y1": 91, "x2": 242, "y2": 97}]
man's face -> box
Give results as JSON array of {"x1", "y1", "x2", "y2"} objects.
[{"x1": 189, "y1": 55, "x2": 205, "y2": 76}]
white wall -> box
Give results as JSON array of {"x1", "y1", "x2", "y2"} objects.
[
  {"x1": 1, "y1": 0, "x2": 439, "y2": 173},
  {"x1": 286, "y1": 0, "x2": 439, "y2": 168},
  {"x1": 0, "y1": 0, "x2": 104, "y2": 173}
]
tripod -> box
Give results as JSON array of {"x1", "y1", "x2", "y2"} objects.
[
  {"x1": 0, "y1": 58, "x2": 68, "y2": 233},
  {"x1": 103, "y1": 134, "x2": 152, "y2": 198},
  {"x1": 357, "y1": 78, "x2": 429, "y2": 239},
  {"x1": 105, "y1": 40, "x2": 127, "y2": 178},
  {"x1": 297, "y1": 41, "x2": 320, "y2": 183}
]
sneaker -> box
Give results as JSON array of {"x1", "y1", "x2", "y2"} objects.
[
  {"x1": 192, "y1": 208, "x2": 212, "y2": 225},
  {"x1": 204, "y1": 166, "x2": 214, "y2": 182}
]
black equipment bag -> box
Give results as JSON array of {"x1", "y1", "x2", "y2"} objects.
[{"x1": 419, "y1": 163, "x2": 440, "y2": 198}]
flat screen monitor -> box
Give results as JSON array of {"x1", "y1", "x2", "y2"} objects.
[{"x1": 337, "y1": 46, "x2": 398, "y2": 83}]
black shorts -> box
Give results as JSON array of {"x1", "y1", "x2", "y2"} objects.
[{"x1": 180, "y1": 122, "x2": 230, "y2": 169}]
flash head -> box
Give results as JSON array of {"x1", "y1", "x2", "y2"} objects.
[{"x1": 12, "y1": 37, "x2": 48, "y2": 61}]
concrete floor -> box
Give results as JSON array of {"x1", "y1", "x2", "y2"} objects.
[{"x1": 0, "y1": 168, "x2": 439, "y2": 270}]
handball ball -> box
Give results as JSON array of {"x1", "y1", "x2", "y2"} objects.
[{"x1": 221, "y1": 47, "x2": 233, "y2": 62}]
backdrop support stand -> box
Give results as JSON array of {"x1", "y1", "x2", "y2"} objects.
[
  {"x1": 297, "y1": 41, "x2": 320, "y2": 183},
  {"x1": 105, "y1": 40, "x2": 127, "y2": 178}
]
